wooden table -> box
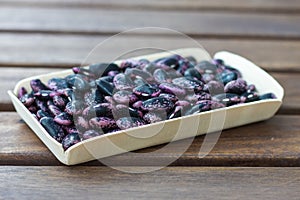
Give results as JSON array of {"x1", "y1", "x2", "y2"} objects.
[{"x1": 0, "y1": 0, "x2": 299, "y2": 199}]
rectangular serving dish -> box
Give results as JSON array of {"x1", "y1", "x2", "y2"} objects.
[{"x1": 8, "y1": 48, "x2": 284, "y2": 165}]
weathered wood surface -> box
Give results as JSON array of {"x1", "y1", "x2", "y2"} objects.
[
  {"x1": 0, "y1": 1, "x2": 299, "y2": 199},
  {"x1": 1, "y1": 0, "x2": 300, "y2": 13},
  {"x1": 0, "y1": 34, "x2": 299, "y2": 71},
  {"x1": 1, "y1": 113, "x2": 299, "y2": 166},
  {"x1": 0, "y1": 166, "x2": 299, "y2": 200},
  {"x1": 0, "y1": 7, "x2": 300, "y2": 38}
]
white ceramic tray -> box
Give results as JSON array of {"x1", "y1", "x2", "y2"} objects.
[{"x1": 8, "y1": 48, "x2": 284, "y2": 165}]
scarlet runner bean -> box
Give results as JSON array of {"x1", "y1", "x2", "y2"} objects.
[{"x1": 19, "y1": 54, "x2": 276, "y2": 150}]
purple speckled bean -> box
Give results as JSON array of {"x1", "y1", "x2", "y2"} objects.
[
  {"x1": 27, "y1": 105, "x2": 38, "y2": 113},
  {"x1": 246, "y1": 84, "x2": 256, "y2": 93},
  {"x1": 240, "y1": 92, "x2": 259, "y2": 103},
  {"x1": 36, "y1": 99, "x2": 48, "y2": 112},
  {"x1": 175, "y1": 100, "x2": 191, "y2": 107},
  {"x1": 185, "y1": 100, "x2": 225, "y2": 115},
  {"x1": 172, "y1": 77, "x2": 204, "y2": 92},
  {"x1": 204, "y1": 80, "x2": 224, "y2": 95},
  {"x1": 153, "y1": 69, "x2": 171, "y2": 83},
  {"x1": 125, "y1": 68, "x2": 154, "y2": 82},
  {"x1": 37, "y1": 110, "x2": 52, "y2": 119},
  {"x1": 113, "y1": 104, "x2": 143, "y2": 119},
  {"x1": 82, "y1": 103, "x2": 113, "y2": 118},
  {"x1": 75, "y1": 116, "x2": 90, "y2": 131},
  {"x1": 48, "y1": 105, "x2": 62, "y2": 116},
  {"x1": 132, "y1": 100, "x2": 143, "y2": 109},
  {"x1": 30, "y1": 79, "x2": 48, "y2": 92},
  {"x1": 54, "y1": 112, "x2": 73, "y2": 126},
  {"x1": 89, "y1": 117, "x2": 117, "y2": 131},
  {"x1": 62, "y1": 133, "x2": 81, "y2": 150},
  {"x1": 141, "y1": 97, "x2": 174, "y2": 112},
  {"x1": 64, "y1": 101, "x2": 83, "y2": 116},
  {"x1": 82, "y1": 130, "x2": 102, "y2": 140},
  {"x1": 47, "y1": 78, "x2": 68, "y2": 90},
  {"x1": 185, "y1": 93, "x2": 211, "y2": 104},
  {"x1": 195, "y1": 61, "x2": 218, "y2": 74},
  {"x1": 143, "y1": 112, "x2": 164, "y2": 124},
  {"x1": 133, "y1": 84, "x2": 161, "y2": 98},
  {"x1": 53, "y1": 95, "x2": 68, "y2": 108},
  {"x1": 120, "y1": 59, "x2": 141, "y2": 69},
  {"x1": 107, "y1": 70, "x2": 120, "y2": 77},
  {"x1": 18, "y1": 87, "x2": 27, "y2": 98},
  {"x1": 159, "y1": 83, "x2": 186, "y2": 97},
  {"x1": 113, "y1": 74, "x2": 135, "y2": 90},
  {"x1": 20, "y1": 93, "x2": 35, "y2": 107},
  {"x1": 116, "y1": 117, "x2": 146, "y2": 130},
  {"x1": 113, "y1": 90, "x2": 138, "y2": 105},
  {"x1": 62, "y1": 126, "x2": 79, "y2": 135},
  {"x1": 212, "y1": 93, "x2": 241, "y2": 106},
  {"x1": 224, "y1": 78, "x2": 247, "y2": 95},
  {"x1": 201, "y1": 73, "x2": 215, "y2": 83},
  {"x1": 159, "y1": 93, "x2": 178, "y2": 103}
]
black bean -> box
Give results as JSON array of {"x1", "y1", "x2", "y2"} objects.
[
  {"x1": 89, "y1": 63, "x2": 120, "y2": 77},
  {"x1": 40, "y1": 117, "x2": 65, "y2": 142},
  {"x1": 184, "y1": 68, "x2": 202, "y2": 81},
  {"x1": 48, "y1": 78, "x2": 68, "y2": 90},
  {"x1": 116, "y1": 117, "x2": 146, "y2": 130},
  {"x1": 259, "y1": 93, "x2": 276, "y2": 100},
  {"x1": 30, "y1": 79, "x2": 48, "y2": 92},
  {"x1": 37, "y1": 110, "x2": 52, "y2": 119},
  {"x1": 54, "y1": 112, "x2": 73, "y2": 126},
  {"x1": 195, "y1": 61, "x2": 218, "y2": 74},
  {"x1": 212, "y1": 93, "x2": 241, "y2": 106},
  {"x1": 141, "y1": 97, "x2": 174, "y2": 112},
  {"x1": 96, "y1": 79, "x2": 115, "y2": 96},
  {"x1": 82, "y1": 130, "x2": 102, "y2": 140},
  {"x1": 133, "y1": 84, "x2": 161, "y2": 98},
  {"x1": 62, "y1": 132, "x2": 81, "y2": 150}
]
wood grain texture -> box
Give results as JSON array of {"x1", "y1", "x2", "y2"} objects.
[
  {"x1": 2, "y1": 68, "x2": 62, "y2": 111},
  {"x1": 0, "y1": 113, "x2": 299, "y2": 166},
  {"x1": 0, "y1": 7, "x2": 300, "y2": 38},
  {"x1": 0, "y1": 166, "x2": 299, "y2": 200},
  {"x1": 0, "y1": 34, "x2": 299, "y2": 71},
  {"x1": 272, "y1": 73, "x2": 300, "y2": 114},
  {"x1": 1, "y1": 0, "x2": 300, "y2": 12},
  {"x1": 2, "y1": 67, "x2": 299, "y2": 113}
]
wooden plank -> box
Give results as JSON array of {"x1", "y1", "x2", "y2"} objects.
[
  {"x1": 0, "y1": 113, "x2": 299, "y2": 166},
  {"x1": 0, "y1": 167, "x2": 299, "y2": 199},
  {"x1": 272, "y1": 73, "x2": 300, "y2": 114},
  {"x1": 0, "y1": 7, "x2": 300, "y2": 38},
  {"x1": 2, "y1": 67, "x2": 299, "y2": 113},
  {"x1": 0, "y1": 34, "x2": 299, "y2": 71},
  {"x1": 1, "y1": 0, "x2": 300, "y2": 12},
  {"x1": 2, "y1": 68, "x2": 62, "y2": 111}
]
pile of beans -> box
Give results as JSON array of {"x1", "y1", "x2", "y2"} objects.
[{"x1": 18, "y1": 54, "x2": 276, "y2": 150}]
